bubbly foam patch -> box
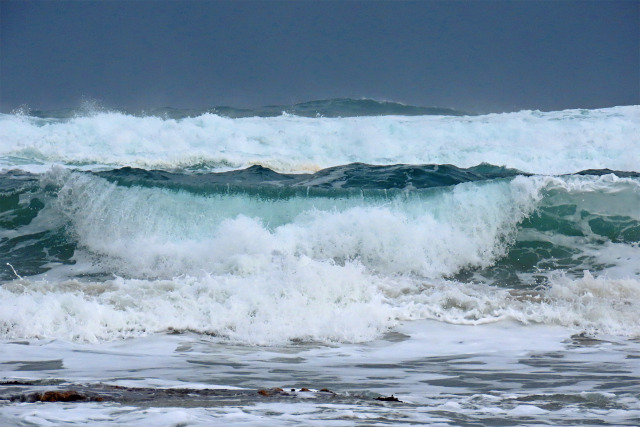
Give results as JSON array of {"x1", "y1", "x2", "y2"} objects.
[
  {"x1": 0, "y1": 259, "x2": 396, "y2": 344},
  {"x1": 393, "y1": 272, "x2": 640, "y2": 337},
  {"x1": 2, "y1": 105, "x2": 639, "y2": 173},
  {"x1": 1, "y1": 270, "x2": 638, "y2": 344}
]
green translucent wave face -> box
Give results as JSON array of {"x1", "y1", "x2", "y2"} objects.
[
  {"x1": 0, "y1": 187, "x2": 76, "y2": 281},
  {"x1": 459, "y1": 184, "x2": 640, "y2": 287},
  {"x1": 1, "y1": 170, "x2": 638, "y2": 286}
]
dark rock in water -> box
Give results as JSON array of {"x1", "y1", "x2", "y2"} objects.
[
  {"x1": 257, "y1": 387, "x2": 287, "y2": 397},
  {"x1": 0, "y1": 380, "x2": 34, "y2": 386},
  {"x1": 16, "y1": 390, "x2": 90, "y2": 403},
  {"x1": 376, "y1": 394, "x2": 403, "y2": 402},
  {"x1": 39, "y1": 390, "x2": 85, "y2": 402},
  {"x1": 3, "y1": 384, "x2": 347, "y2": 406}
]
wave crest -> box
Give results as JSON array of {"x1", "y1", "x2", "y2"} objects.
[{"x1": 2, "y1": 105, "x2": 638, "y2": 174}]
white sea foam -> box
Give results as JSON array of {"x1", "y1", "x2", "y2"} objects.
[
  {"x1": 397, "y1": 272, "x2": 640, "y2": 336},
  {"x1": 2, "y1": 170, "x2": 639, "y2": 344},
  {"x1": 44, "y1": 169, "x2": 543, "y2": 279},
  {"x1": 2, "y1": 262, "x2": 639, "y2": 344},
  {"x1": 4, "y1": 170, "x2": 640, "y2": 344},
  {"x1": 1, "y1": 105, "x2": 638, "y2": 173}
]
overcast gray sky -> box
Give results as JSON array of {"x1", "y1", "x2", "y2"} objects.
[{"x1": 1, "y1": 0, "x2": 638, "y2": 113}]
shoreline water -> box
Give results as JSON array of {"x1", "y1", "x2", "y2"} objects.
[{"x1": 2, "y1": 321, "x2": 639, "y2": 425}]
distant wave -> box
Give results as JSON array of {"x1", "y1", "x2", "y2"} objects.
[
  {"x1": 24, "y1": 98, "x2": 470, "y2": 119},
  {"x1": 1, "y1": 105, "x2": 638, "y2": 174},
  {"x1": 93, "y1": 163, "x2": 640, "y2": 196}
]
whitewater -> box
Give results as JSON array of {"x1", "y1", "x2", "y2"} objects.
[
  {"x1": 1, "y1": 104, "x2": 638, "y2": 174},
  {"x1": 1, "y1": 101, "x2": 639, "y2": 426}
]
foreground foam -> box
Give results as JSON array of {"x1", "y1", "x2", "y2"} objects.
[
  {"x1": 0, "y1": 260, "x2": 395, "y2": 344},
  {"x1": 1, "y1": 270, "x2": 639, "y2": 344}
]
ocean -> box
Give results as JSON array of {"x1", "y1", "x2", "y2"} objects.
[{"x1": 1, "y1": 99, "x2": 639, "y2": 425}]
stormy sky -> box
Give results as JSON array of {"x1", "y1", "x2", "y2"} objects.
[{"x1": 1, "y1": 0, "x2": 638, "y2": 113}]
